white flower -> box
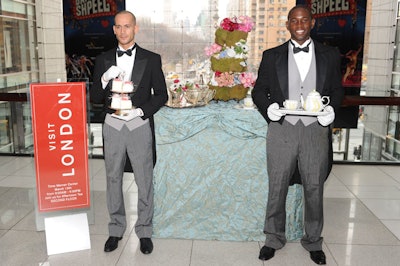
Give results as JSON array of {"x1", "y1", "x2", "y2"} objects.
[
  {"x1": 170, "y1": 83, "x2": 181, "y2": 92},
  {"x1": 226, "y1": 48, "x2": 236, "y2": 57},
  {"x1": 235, "y1": 41, "x2": 243, "y2": 47}
]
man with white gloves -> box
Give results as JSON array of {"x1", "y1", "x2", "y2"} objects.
[
  {"x1": 90, "y1": 11, "x2": 167, "y2": 255},
  {"x1": 252, "y1": 5, "x2": 344, "y2": 265}
]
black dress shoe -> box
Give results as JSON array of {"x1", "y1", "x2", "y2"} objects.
[
  {"x1": 258, "y1": 246, "x2": 275, "y2": 261},
  {"x1": 104, "y1": 236, "x2": 122, "y2": 252},
  {"x1": 310, "y1": 250, "x2": 326, "y2": 265},
  {"x1": 140, "y1": 238, "x2": 153, "y2": 254}
]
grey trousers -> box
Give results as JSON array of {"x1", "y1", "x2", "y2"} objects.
[
  {"x1": 264, "y1": 120, "x2": 329, "y2": 251},
  {"x1": 103, "y1": 122, "x2": 154, "y2": 239}
]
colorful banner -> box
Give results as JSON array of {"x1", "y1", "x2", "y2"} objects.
[
  {"x1": 297, "y1": 0, "x2": 367, "y2": 128},
  {"x1": 30, "y1": 82, "x2": 90, "y2": 212},
  {"x1": 308, "y1": 0, "x2": 357, "y2": 18},
  {"x1": 63, "y1": 0, "x2": 125, "y2": 81}
]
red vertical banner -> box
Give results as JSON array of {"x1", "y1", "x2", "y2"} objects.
[{"x1": 30, "y1": 82, "x2": 90, "y2": 212}]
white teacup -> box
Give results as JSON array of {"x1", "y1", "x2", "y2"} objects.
[
  {"x1": 283, "y1": 100, "x2": 298, "y2": 110},
  {"x1": 243, "y1": 97, "x2": 254, "y2": 107}
]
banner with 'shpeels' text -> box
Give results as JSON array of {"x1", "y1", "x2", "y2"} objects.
[{"x1": 30, "y1": 82, "x2": 90, "y2": 212}]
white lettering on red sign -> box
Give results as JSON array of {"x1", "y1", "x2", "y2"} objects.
[{"x1": 57, "y1": 93, "x2": 76, "y2": 177}]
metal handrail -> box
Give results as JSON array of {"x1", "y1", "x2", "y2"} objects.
[
  {"x1": 1, "y1": 93, "x2": 399, "y2": 106},
  {"x1": 341, "y1": 95, "x2": 400, "y2": 106},
  {"x1": 0, "y1": 93, "x2": 28, "y2": 102}
]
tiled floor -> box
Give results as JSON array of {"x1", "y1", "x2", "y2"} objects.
[{"x1": 0, "y1": 156, "x2": 400, "y2": 265}]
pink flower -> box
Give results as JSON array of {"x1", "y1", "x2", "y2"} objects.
[
  {"x1": 215, "y1": 72, "x2": 235, "y2": 87},
  {"x1": 219, "y1": 16, "x2": 254, "y2": 33},
  {"x1": 237, "y1": 16, "x2": 255, "y2": 32},
  {"x1": 220, "y1": 17, "x2": 239, "y2": 31},
  {"x1": 239, "y1": 72, "x2": 256, "y2": 87},
  {"x1": 204, "y1": 43, "x2": 222, "y2": 56}
]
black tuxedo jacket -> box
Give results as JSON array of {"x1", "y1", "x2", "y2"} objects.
[
  {"x1": 90, "y1": 44, "x2": 168, "y2": 166},
  {"x1": 252, "y1": 40, "x2": 344, "y2": 184}
]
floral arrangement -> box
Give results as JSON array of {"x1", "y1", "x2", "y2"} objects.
[
  {"x1": 167, "y1": 74, "x2": 215, "y2": 108},
  {"x1": 220, "y1": 16, "x2": 255, "y2": 32},
  {"x1": 167, "y1": 77, "x2": 215, "y2": 107},
  {"x1": 211, "y1": 71, "x2": 255, "y2": 88},
  {"x1": 205, "y1": 15, "x2": 256, "y2": 101},
  {"x1": 169, "y1": 79, "x2": 196, "y2": 93}
]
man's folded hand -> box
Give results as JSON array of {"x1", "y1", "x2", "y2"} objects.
[
  {"x1": 111, "y1": 108, "x2": 143, "y2": 121},
  {"x1": 317, "y1": 105, "x2": 335, "y2": 126},
  {"x1": 267, "y1": 103, "x2": 283, "y2": 121}
]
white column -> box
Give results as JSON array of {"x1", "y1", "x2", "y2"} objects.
[
  {"x1": 36, "y1": 0, "x2": 67, "y2": 82},
  {"x1": 364, "y1": 0, "x2": 397, "y2": 135}
]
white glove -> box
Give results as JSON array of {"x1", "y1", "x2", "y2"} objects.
[
  {"x1": 102, "y1": 66, "x2": 124, "y2": 82},
  {"x1": 317, "y1": 105, "x2": 335, "y2": 126},
  {"x1": 111, "y1": 108, "x2": 143, "y2": 121},
  {"x1": 267, "y1": 103, "x2": 284, "y2": 121}
]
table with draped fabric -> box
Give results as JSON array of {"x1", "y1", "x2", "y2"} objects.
[{"x1": 153, "y1": 101, "x2": 304, "y2": 241}]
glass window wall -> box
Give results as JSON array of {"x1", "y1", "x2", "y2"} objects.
[
  {"x1": 0, "y1": 0, "x2": 38, "y2": 154},
  {"x1": 0, "y1": 0, "x2": 398, "y2": 164},
  {"x1": 386, "y1": 0, "x2": 400, "y2": 160}
]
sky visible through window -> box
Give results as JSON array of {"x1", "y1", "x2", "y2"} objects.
[{"x1": 126, "y1": 0, "x2": 228, "y2": 25}]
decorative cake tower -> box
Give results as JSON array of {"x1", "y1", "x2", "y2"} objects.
[
  {"x1": 206, "y1": 16, "x2": 255, "y2": 101},
  {"x1": 110, "y1": 76, "x2": 135, "y2": 115}
]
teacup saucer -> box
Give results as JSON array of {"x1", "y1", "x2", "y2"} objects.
[{"x1": 234, "y1": 104, "x2": 257, "y2": 110}]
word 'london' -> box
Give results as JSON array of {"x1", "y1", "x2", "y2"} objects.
[
  {"x1": 310, "y1": 0, "x2": 350, "y2": 15},
  {"x1": 48, "y1": 93, "x2": 75, "y2": 177}
]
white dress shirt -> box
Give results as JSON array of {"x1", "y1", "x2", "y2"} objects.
[
  {"x1": 290, "y1": 39, "x2": 313, "y2": 82},
  {"x1": 116, "y1": 45, "x2": 136, "y2": 81}
]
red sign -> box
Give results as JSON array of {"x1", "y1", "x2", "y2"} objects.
[
  {"x1": 307, "y1": 0, "x2": 356, "y2": 19},
  {"x1": 72, "y1": 0, "x2": 117, "y2": 20},
  {"x1": 30, "y1": 82, "x2": 90, "y2": 212}
]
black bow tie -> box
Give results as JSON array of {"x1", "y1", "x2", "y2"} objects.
[
  {"x1": 117, "y1": 44, "x2": 136, "y2": 57},
  {"x1": 117, "y1": 48, "x2": 132, "y2": 57},
  {"x1": 290, "y1": 40, "x2": 311, "y2": 53}
]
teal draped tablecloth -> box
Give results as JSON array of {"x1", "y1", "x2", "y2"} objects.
[{"x1": 153, "y1": 101, "x2": 304, "y2": 241}]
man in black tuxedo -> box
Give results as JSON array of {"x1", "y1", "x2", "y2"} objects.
[
  {"x1": 252, "y1": 5, "x2": 344, "y2": 265},
  {"x1": 90, "y1": 10, "x2": 167, "y2": 254}
]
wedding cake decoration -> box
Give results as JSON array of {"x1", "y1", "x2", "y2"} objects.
[
  {"x1": 205, "y1": 16, "x2": 256, "y2": 101},
  {"x1": 110, "y1": 78, "x2": 135, "y2": 114},
  {"x1": 112, "y1": 78, "x2": 134, "y2": 93}
]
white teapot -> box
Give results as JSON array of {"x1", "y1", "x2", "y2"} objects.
[{"x1": 302, "y1": 90, "x2": 330, "y2": 112}]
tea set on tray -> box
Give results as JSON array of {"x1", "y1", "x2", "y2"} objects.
[
  {"x1": 279, "y1": 90, "x2": 330, "y2": 116},
  {"x1": 236, "y1": 89, "x2": 330, "y2": 114}
]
